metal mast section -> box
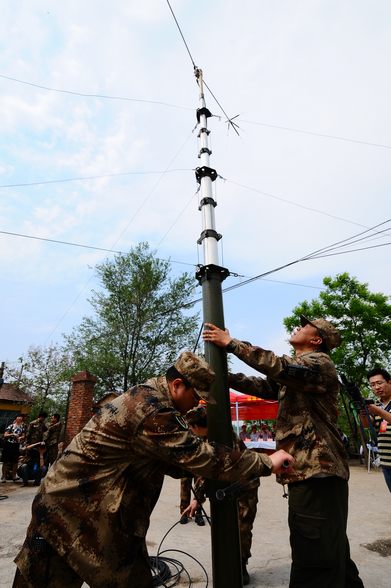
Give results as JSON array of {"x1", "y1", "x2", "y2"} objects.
[{"x1": 194, "y1": 68, "x2": 243, "y2": 588}]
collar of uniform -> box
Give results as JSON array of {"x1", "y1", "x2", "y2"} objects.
[
  {"x1": 144, "y1": 376, "x2": 175, "y2": 409},
  {"x1": 294, "y1": 350, "x2": 328, "y2": 359}
]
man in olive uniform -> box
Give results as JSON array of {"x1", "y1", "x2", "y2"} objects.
[
  {"x1": 25, "y1": 411, "x2": 48, "y2": 445},
  {"x1": 204, "y1": 317, "x2": 364, "y2": 588},
  {"x1": 181, "y1": 405, "x2": 259, "y2": 586},
  {"x1": 14, "y1": 351, "x2": 292, "y2": 588},
  {"x1": 44, "y1": 413, "x2": 64, "y2": 467}
]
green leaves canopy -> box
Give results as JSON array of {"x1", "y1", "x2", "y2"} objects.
[{"x1": 65, "y1": 243, "x2": 199, "y2": 394}]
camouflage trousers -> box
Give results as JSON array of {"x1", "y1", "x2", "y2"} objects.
[
  {"x1": 238, "y1": 484, "x2": 259, "y2": 563},
  {"x1": 13, "y1": 537, "x2": 83, "y2": 588},
  {"x1": 180, "y1": 476, "x2": 202, "y2": 516},
  {"x1": 14, "y1": 530, "x2": 154, "y2": 588}
]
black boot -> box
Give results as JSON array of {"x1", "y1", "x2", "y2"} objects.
[{"x1": 195, "y1": 512, "x2": 205, "y2": 526}]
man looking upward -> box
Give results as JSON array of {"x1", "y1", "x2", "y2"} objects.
[{"x1": 204, "y1": 316, "x2": 364, "y2": 588}]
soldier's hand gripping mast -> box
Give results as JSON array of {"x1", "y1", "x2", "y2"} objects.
[{"x1": 194, "y1": 67, "x2": 243, "y2": 588}]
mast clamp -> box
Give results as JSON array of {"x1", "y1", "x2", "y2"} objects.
[
  {"x1": 196, "y1": 107, "x2": 212, "y2": 123},
  {"x1": 197, "y1": 229, "x2": 222, "y2": 245},
  {"x1": 197, "y1": 127, "x2": 210, "y2": 137},
  {"x1": 195, "y1": 264, "x2": 230, "y2": 284},
  {"x1": 198, "y1": 197, "x2": 217, "y2": 210},
  {"x1": 195, "y1": 166, "x2": 217, "y2": 183},
  {"x1": 198, "y1": 147, "x2": 212, "y2": 157}
]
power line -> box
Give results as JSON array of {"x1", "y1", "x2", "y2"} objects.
[
  {"x1": 2, "y1": 74, "x2": 389, "y2": 151},
  {"x1": 222, "y1": 219, "x2": 391, "y2": 295},
  {"x1": 308, "y1": 241, "x2": 391, "y2": 259},
  {"x1": 224, "y1": 178, "x2": 389, "y2": 233},
  {"x1": 0, "y1": 230, "x2": 195, "y2": 268},
  {"x1": 0, "y1": 168, "x2": 192, "y2": 189},
  {"x1": 0, "y1": 228, "x2": 322, "y2": 289},
  {"x1": 0, "y1": 73, "x2": 192, "y2": 111},
  {"x1": 1, "y1": 168, "x2": 373, "y2": 238},
  {"x1": 240, "y1": 118, "x2": 391, "y2": 151}
]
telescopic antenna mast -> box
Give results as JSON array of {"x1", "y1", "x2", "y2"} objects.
[{"x1": 194, "y1": 67, "x2": 243, "y2": 588}]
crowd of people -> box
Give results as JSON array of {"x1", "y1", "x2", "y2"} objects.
[
  {"x1": 239, "y1": 422, "x2": 275, "y2": 442},
  {"x1": 1, "y1": 412, "x2": 64, "y2": 487}
]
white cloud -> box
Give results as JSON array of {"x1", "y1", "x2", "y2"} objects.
[{"x1": 0, "y1": 0, "x2": 389, "y2": 362}]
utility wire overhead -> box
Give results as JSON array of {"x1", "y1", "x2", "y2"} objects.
[
  {"x1": 225, "y1": 178, "x2": 391, "y2": 236},
  {"x1": 0, "y1": 230, "x2": 195, "y2": 267},
  {"x1": 0, "y1": 168, "x2": 192, "y2": 189},
  {"x1": 1, "y1": 168, "x2": 376, "y2": 238},
  {"x1": 240, "y1": 118, "x2": 391, "y2": 151},
  {"x1": 0, "y1": 73, "x2": 192, "y2": 111},
  {"x1": 0, "y1": 228, "x2": 322, "y2": 291},
  {"x1": 2, "y1": 74, "x2": 389, "y2": 148},
  {"x1": 222, "y1": 219, "x2": 391, "y2": 294},
  {"x1": 154, "y1": 220, "x2": 391, "y2": 315}
]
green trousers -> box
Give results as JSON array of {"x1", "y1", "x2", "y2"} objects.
[{"x1": 288, "y1": 476, "x2": 364, "y2": 588}]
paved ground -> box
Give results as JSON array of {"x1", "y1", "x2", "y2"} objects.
[{"x1": 0, "y1": 461, "x2": 389, "y2": 587}]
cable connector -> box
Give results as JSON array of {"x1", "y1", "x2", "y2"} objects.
[{"x1": 214, "y1": 481, "x2": 243, "y2": 502}]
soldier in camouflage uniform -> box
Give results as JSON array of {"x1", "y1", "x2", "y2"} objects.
[
  {"x1": 204, "y1": 316, "x2": 364, "y2": 588},
  {"x1": 182, "y1": 405, "x2": 259, "y2": 585},
  {"x1": 25, "y1": 411, "x2": 48, "y2": 446},
  {"x1": 44, "y1": 414, "x2": 64, "y2": 467},
  {"x1": 13, "y1": 351, "x2": 292, "y2": 588}
]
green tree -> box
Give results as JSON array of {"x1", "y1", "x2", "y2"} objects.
[
  {"x1": 284, "y1": 273, "x2": 391, "y2": 387},
  {"x1": 5, "y1": 345, "x2": 72, "y2": 418},
  {"x1": 65, "y1": 243, "x2": 199, "y2": 395}
]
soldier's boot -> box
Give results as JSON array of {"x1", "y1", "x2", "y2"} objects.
[{"x1": 194, "y1": 512, "x2": 205, "y2": 526}]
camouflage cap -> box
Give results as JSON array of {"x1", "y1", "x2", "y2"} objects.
[
  {"x1": 300, "y1": 315, "x2": 342, "y2": 351},
  {"x1": 174, "y1": 351, "x2": 215, "y2": 401}
]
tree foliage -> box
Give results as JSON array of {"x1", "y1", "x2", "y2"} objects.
[
  {"x1": 284, "y1": 272, "x2": 391, "y2": 387},
  {"x1": 5, "y1": 345, "x2": 72, "y2": 418},
  {"x1": 65, "y1": 243, "x2": 199, "y2": 395}
]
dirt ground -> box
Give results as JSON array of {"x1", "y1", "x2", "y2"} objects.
[{"x1": 0, "y1": 461, "x2": 389, "y2": 587}]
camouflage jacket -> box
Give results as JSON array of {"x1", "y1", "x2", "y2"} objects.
[
  {"x1": 44, "y1": 421, "x2": 64, "y2": 447},
  {"x1": 25, "y1": 418, "x2": 47, "y2": 445},
  {"x1": 192, "y1": 434, "x2": 260, "y2": 504},
  {"x1": 227, "y1": 339, "x2": 349, "y2": 484},
  {"x1": 24, "y1": 376, "x2": 272, "y2": 588}
]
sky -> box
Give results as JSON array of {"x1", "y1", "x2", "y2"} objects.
[{"x1": 1, "y1": 0, "x2": 390, "y2": 378}]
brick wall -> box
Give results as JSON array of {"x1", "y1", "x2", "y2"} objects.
[{"x1": 64, "y1": 371, "x2": 97, "y2": 445}]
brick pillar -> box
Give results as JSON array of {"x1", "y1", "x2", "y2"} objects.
[{"x1": 64, "y1": 371, "x2": 97, "y2": 446}]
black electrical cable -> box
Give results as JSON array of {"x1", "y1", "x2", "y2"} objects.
[{"x1": 149, "y1": 519, "x2": 210, "y2": 587}]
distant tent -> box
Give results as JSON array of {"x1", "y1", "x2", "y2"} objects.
[{"x1": 230, "y1": 391, "x2": 278, "y2": 421}]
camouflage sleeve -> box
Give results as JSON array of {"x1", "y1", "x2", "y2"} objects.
[
  {"x1": 193, "y1": 476, "x2": 207, "y2": 503},
  {"x1": 228, "y1": 339, "x2": 335, "y2": 394},
  {"x1": 229, "y1": 371, "x2": 278, "y2": 399},
  {"x1": 140, "y1": 408, "x2": 273, "y2": 481}
]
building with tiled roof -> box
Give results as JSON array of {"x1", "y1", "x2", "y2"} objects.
[{"x1": 0, "y1": 383, "x2": 32, "y2": 433}]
